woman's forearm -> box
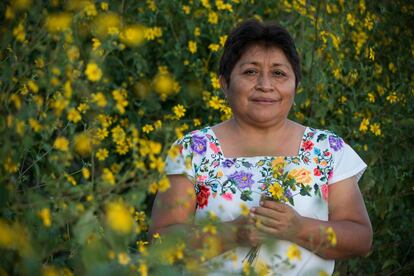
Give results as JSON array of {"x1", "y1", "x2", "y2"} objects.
[{"x1": 294, "y1": 217, "x2": 372, "y2": 260}]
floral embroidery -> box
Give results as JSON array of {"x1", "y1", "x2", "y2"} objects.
[
  {"x1": 228, "y1": 171, "x2": 254, "y2": 189},
  {"x1": 190, "y1": 135, "x2": 207, "y2": 154},
  {"x1": 328, "y1": 135, "x2": 344, "y2": 151},
  {"x1": 197, "y1": 184, "x2": 210, "y2": 208},
  {"x1": 166, "y1": 126, "x2": 343, "y2": 208}
]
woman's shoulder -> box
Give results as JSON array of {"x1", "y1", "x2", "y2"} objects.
[{"x1": 305, "y1": 126, "x2": 346, "y2": 152}]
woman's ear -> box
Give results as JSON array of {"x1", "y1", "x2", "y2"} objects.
[{"x1": 219, "y1": 75, "x2": 228, "y2": 96}]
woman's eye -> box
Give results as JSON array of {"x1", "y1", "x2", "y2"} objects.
[
  {"x1": 244, "y1": 69, "x2": 257, "y2": 75},
  {"x1": 273, "y1": 70, "x2": 286, "y2": 77}
]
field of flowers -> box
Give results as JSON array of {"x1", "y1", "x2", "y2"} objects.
[{"x1": 0, "y1": 0, "x2": 413, "y2": 275}]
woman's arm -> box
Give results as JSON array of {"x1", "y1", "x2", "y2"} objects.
[
  {"x1": 251, "y1": 176, "x2": 373, "y2": 259},
  {"x1": 149, "y1": 175, "x2": 263, "y2": 255}
]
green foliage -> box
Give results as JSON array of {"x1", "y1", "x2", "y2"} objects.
[{"x1": 0, "y1": 0, "x2": 413, "y2": 275}]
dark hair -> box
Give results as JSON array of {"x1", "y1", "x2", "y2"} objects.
[{"x1": 219, "y1": 19, "x2": 301, "y2": 88}]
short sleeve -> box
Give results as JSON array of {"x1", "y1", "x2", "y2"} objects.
[
  {"x1": 328, "y1": 139, "x2": 367, "y2": 185},
  {"x1": 164, "y1": 138, "x2": 195, "y2": 182}
]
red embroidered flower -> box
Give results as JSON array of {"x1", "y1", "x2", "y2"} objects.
[
  {"x1": 210, "y1": 142, "x2": 220, "y2": 154},
  {"x1": 321, "y1": 184, "x2": 329, "y2": 201},
  {"x1": 303, "y1": 140, "x2": 314, "y2": 151},
  {"x1": 197, "y1": 184, "x2": 210, "y2": 208},
  {"x1": 314, "y1": 168, "x2": 322, "y2": 176},
  {"x1": 324, "y1": 151, "x2": 331, "y2": 156}
]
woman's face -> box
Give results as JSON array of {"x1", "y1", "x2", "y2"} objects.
[{"x1": 221, "y1": 44, "x2": 296, "y2": 127}]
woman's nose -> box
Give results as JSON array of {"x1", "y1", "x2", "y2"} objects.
[{"x1": 255, "y1": 73, "x2": 274, "y2": 92}]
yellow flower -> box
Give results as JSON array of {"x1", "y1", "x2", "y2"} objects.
[
  {"x1": 268, "y1": 183, "x2": 283, "y2": 200},
  {"x1": 84, "y1": 3, "x2": 97, "y2": 17},
  {"x1": 182, "y1": 5, "x2": 191, "y2": 14},
  {"x1": 101, "y1": 2, "x2": 109, "y2": 11},
  {"x1": 219, "y1": 35, "x2": 228, "y2": 47},
  {"x1": 153, "y1": 72, "x2": 176, "y2": 97},
  {"x1": 102, "y1": 168, "x2": 115, "y2": 184},
  {"x1": 210, "y1": 72, "x2": 221, "y2": 90},
  {"x1": 254, "y1": 261, "x2": 269, "y2": 276},
  {"x1": 326, "y1": 227, "x2": 337, "y2": 246},
  {"x1": 194, "y1": 27, "x2": 201, "y2": 37},
  {"x1": 359, "y1": 118, "x2": 369, "y2": 133},
  {"x1": 118, "y1": 252, "x2": 130, "y2": 265},
  {"x1": 66, "y1": 174, "x2": 77, "y2": 186},
  {"x1": 286, "y1": 244, "x2": 301, "y2": 261},
  {"x1": 45, "y1": 13, "x2": 73, "y2": 33},
  {"x1": 208, "y1": 96, "x2": 224, "y2": 109},
  {"x1": 112, "y1": 88, "x2": 128, "y2": 114},
  {"x1": 158, "y1": 176, "x2": 170, "y2": 192},
  {"x1": 193, "y1": 118, "x2": 201, "y2": 126},
  {"x1": 96, "y1": 148, "x2": 109, "y2": 161},
  {"x1": 144, "y1": 27, "x2": 162, "y2": 40},
  {"x1": 91, "y1": 12, "x2": 121, "y2": 38},
  {"x1": 346, "y1": 13, "x2": 355, "y2": 26},
  {"x1": 142, "y1": 124, "x2": 154, "y2": 134},
  {"x1": 73, "y1": 133, "x2": 92, "y2": 156},
  {"x1": 54, "y1": 137, "x2": 69, "y2": 151},
  {"x1": 386, "y1": 92, "x2": 398, "y2": 103},
  {"x1": 38, "y1": 208, "x2": 52, "y2": 227},
  {"x1": 208, "y1": 43, "x2": 220, "y2": 52},
  {"x1": 91, "y1": 92, "x2": 107, "y2": 107},
  {"x1": 149, "y1": 156, "x2": 165, "y2": 173},
  {"x1": 85, "y1": 63, "x2": 102, "y2": 82},
  {"x1": 370, "y1": 123, "x2": 381, "y2": 136},
  {"x1": 173, "y1": 104, "x2": 186, "y2": 119},
  {"x1": 4, "y1": 156, "x2": 19, "y2": 173},
  {"x1": 96, "y1": 128, "x2": 108, "y2": 141},
  {"x1": 106, "y1": 201, "x2": 134, "y2": 234},
  {"x1": 367, "y1": 92, "x2": 375, "y2": 103},
  {"x1": 82, "y1": 168, "x2": 90, "y2": 179},
  {"x1": 188, "y1": 40, "x2": 197, "y2": 54},
  {"x1": 120, "y1": 25, "x2": 146, "y2": 47},
  {"x1": 67, "y1": 108, "x2": 81, "y2": 123},
  {"x1": 29, "y1": 118, "x2": 42, "y2": 132},
  {"x1": 208, "y1": 11, "x2": 218, "y2": 24},
  {"x1": 139, "y1": 263, "x2": 148, "y2": 276}
]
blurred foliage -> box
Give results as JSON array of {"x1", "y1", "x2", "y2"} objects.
[{"x1": 0, "y1": 0, "x2": 413, "y2": 275}]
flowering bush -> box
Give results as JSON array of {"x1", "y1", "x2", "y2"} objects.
[{"x1": 0, "y1": 0, "x2": 413, "y2": 275}]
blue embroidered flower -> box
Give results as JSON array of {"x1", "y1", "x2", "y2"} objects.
[
  {"x1": 328, "y1": 135, "x2": 344, "y2": 151},
  {"x1": 228, "y1": 171, "x2": 254, "y2": 189},
  {"x1": 190, "y1": 135, "x2": 207, "y2": 154}
]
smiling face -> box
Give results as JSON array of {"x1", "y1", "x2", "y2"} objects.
[{"x1": 221, "y1": 44, "x2": 296, "y2": 128}]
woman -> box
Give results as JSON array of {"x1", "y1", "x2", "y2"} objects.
[{"x1": 150, "y1": 19, "x2": 372, "y2": 275}]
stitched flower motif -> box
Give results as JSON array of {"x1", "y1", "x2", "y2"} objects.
[
  {"x1": 190, "y1": 135, "x2": 207, "y2": 154},
  {"x1": 328, "y1": 135, "x2": 344, "y2": 151},
  {"x1": 228, "y1": 171, "x2": 254, "y2": 189}
]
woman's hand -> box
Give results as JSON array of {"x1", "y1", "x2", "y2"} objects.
[
  {"x1": 226, "y1": 215, "x2": 268, "y2": 248},
  {"x1": 250, "y1": 200, "x2": 304, "y2": 242}
]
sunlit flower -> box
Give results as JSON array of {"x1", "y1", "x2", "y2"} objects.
[
  {"x1": 188, "y1": 40, "x2": 197, "y2": 54},
  {"x1": 91, "y1": 12, "x2": 121, "y2": 38},
  {"x1": 173, "y1": 104, "x2": 186, "y2": 119},
  {"x1": 286, "y1": 244, "x2": 301, "y2": 261},
  {"x1": 106, "y1": 201, "x2": 134, "y2": 234},
  {"x1": 45, "y1": 13, "x2": 73, "y2": 33},
  {"x1": 96, "y1": 148, "x2": 109, "y2": 161},
  {"x1": 54, "y1": 137, "x2": 69, "y2": 151},
  {"x1": 73, "y1": 132, "x2": 93, "y2": 156},
  {"x1": 85, "y1": 63, "x2": 102, "y2": 82},
  {"x1": 120, "y1": 25, "x2": 146, "y2": 47},
  {"x1": 37, "y1": 208, "x2": 52, "y2": 227},
  {"x1": 208, "y1": 11, "x2": 218, "y2": 24}
]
